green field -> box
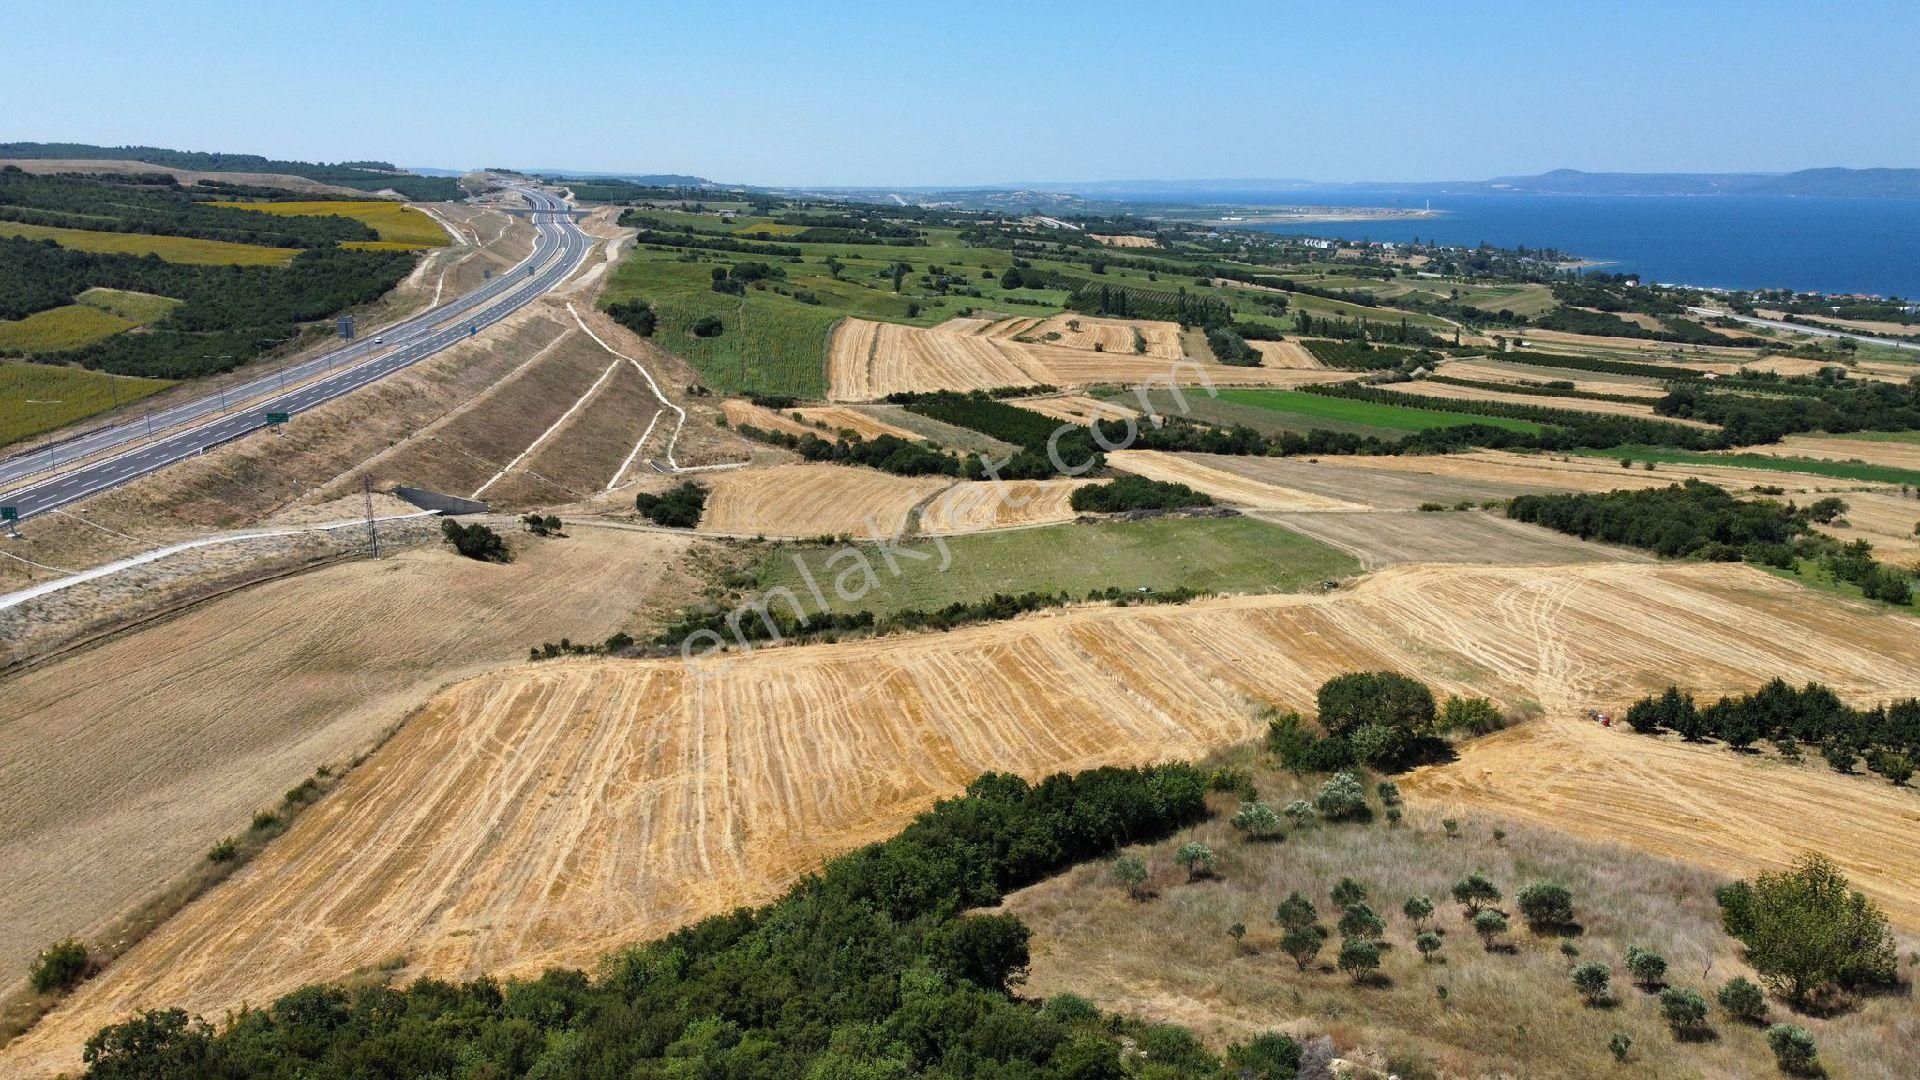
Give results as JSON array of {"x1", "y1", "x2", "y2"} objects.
[
  {"x1": 213, "y1": 200, "x2": 449, "y2": 249},
  {"x1": 0, "y1": 288, "x2": 183, "y2": 356},
  {"x1": 1214, "y1": 388, "x2": 1546, "y2": 435},
  {"x1": 755, "y1": 515, "x2": 1360, "y2": 616},
  {"x1": 1576, "y1": 444, "x2": 1920, "y2": 487},
  {"x1": 0, "y1": 362, "x2": 173, "y2": 446},
  {"x1": 0, "y1": 220, "x2": 297, "y2": 265}
]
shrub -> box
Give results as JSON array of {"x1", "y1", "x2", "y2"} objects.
[
  {"x1": 1375, "y1": 780, "x2": 1402, "y2": 806},
  {"x1": 1283, "y1": 799, "x2": 1316, "y2": 828},
  {"x1": 1338, "y1": 903, "x2": 1386, "y2": 942},
  {"x1": 1471, "y1": 908, "x2": 1508, "y2": 949},
  {"x1": 207, "y1": 837, "x2": 237, "y2": 862},
  {"x1": 1451, "y1": 872, "x2": 1501, "y2": 912},
  {"x1": 1415, "y1": 931, "x2": 1443, "y2": 962},
  {"x1": 1881, "y1": 751, "x2": 1915, "y2": 786},
  {"x1": 1312, "y1": 771, "x2": 1369, "y2": 821},
  {"x1": 605, "y1": 298, "x2": 656, "y2": 337},
  {"x1": 1281, "y1": 925, "x2": 1327, "y2": 971},
  {"x1": 29, "y1": 937, "x2": 90, "y2": 993},
  {"x1": 1275, "y1": 891, "x2": 1318, "y2": 931},
  {"x1": 1330, "y1": 877, "x2": 1368, "y2": 909},
  {"x1": 1626, "y1": 946, "x2": 1668, "y2": 989},
  {"x1": 1717, "y1": 975, "x2": 1767, "y2": 1023},
  {"x1": 440, "y1": 519, "x2": 510, "y2": 562},
  {"x1": 1229, "y1": 800, "x2": 1283, "y2": 840},
  {"x1": 1069, "y1": 476, "x2": 1213, "y2": 513},
  {"x1": 1517, "y1": 882, "x2": 1575, "y2": 931},
  {"x1": 1572, "y1": 962, "x2": 1612, "y2": 1004},
  {"x1": 1113, "y1": 855, "x2": 1149, "y2": 900},
  {"x1": 690, "y1": 314, "x2": 723, "y2": 337},
  {"x1": 634, "y1": 481, "x2": 708, "y2": 528},
  {"x1": 1438, "y1": 694, "x2": 1504, "y2": 735},
  {"x1": 1402, "y1": 894, "x2": 1434, "y2": 929},
  {"x1": 1765, "y1": 1024, "x2": 1820, "y2": 1075},
  {"x1": 1659, "y1": 986, "x2": 1711, "y2": 1037},
  {"x1": 1608, "y1": 1032, "x2": 1633, "y2": 1063},
  {"x1": 1226, "y1": 1033, "x2": 1301, "y2": 1079},
  {"x1": 1716, "y1": 853, "x2": 1897, "y2": 1004},
  {"x1": 1174, "y1": 842, "x2": 1215, "y2": 882},
  {"x1": 1337, "y1": 937, "x2": 1381, "y2": 981}
]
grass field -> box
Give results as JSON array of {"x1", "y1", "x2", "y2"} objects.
[
  {"x1": 1215, "y1": 388, "x2": 1546, "y2": 434},
  {"x1": 0, "y1": 362, "x2": 172, "y2": 446},
  {"x1": 1576, "y1": 444, "x2": 1920, "y2": 487},
  {"x1": 0, "y1": 305, "x2": 134, "y2": 354},
  {"x1": 74, "y1": 287, "x2": 179, "y2": 324},
  {"x1": 756, "y1": 515, "x2": 1361, "y2": 614},
  {"x1": 212, "y1": 200, "x2": 449, "y2": 249},
  {"x1": 0, "y1": 220, "x2": 297, "y2": 265}
]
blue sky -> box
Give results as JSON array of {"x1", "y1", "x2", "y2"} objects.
[{"x1": 4, "y1": 0, "x2": 1915, "y2": 186}]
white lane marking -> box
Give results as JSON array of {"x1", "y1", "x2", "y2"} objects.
[{"x1": 471, "y1": 355, "x2": 624, "y2": 499}]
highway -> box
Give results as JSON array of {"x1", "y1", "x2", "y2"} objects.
[
  {"x1": 0, "y1": 187, "x2": 593, "y2": 522},
  {"x1": 1688, "y1": 306, "x2": 1920, "y2": 353}
]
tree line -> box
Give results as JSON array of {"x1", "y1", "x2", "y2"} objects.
[
  {"x1": 1621, "y1": 679, "x2": 1919, "y2": 783},
  {"x1": 0, "y1": 170, "x2": 378, "y2": 248}
]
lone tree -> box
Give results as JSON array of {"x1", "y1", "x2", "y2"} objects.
[
  {"x1": 29, "y1": 938, "x2": 90, "y2": 994},
  {"x1": 1175, "y1": 843, "x2": 1216, "y2": 882},
  {"x1": 1451, "y1": 872, "x2": 1502, "y2": 913},
  {"x1": 1276, "y1": 892, "x2": 1319, "y2": 932},
  {"x1": 1415, "y1": 931, "x2": 1443, "y2": 962},
  {"x1": 1113, "y1": 855, "x2": 1149, "y2": 901},
  {"x1": 1315, "y1": 671, "x2": 1438, "y2": 769},
  {"x1": 1716, "y1": 853, "x2": 1897, "y2": 1006},
  {"x1": 1312, "y1": 771, "x2": 1369, "y2": 821},
  {"x1": 1626, "y1": 946, "x2": 1669, "y2": 991},
  {"x1": 1337, "y1": 937, "x2": 1381, "y2": 982},
  {"x1": 1230, "y1": 800, "x2": 1283, "y2": 840},
  {"x1": 1517, "y1": 882, "x2": 1575, "y2": 932},
  {"x1": 1717, "y1": 976, "x2": 1767, "y2": 1024},
  {"x1": 440, "y1": 519, "x2": 510, "y2": 563},
  {"x1": 1471, "y1": 908, "x2": 1509, "y2": 950},
  {"x1": 1571, "y1": 962, "x2": 1612, "y2": 1005},
  {"x1": 1402, "y1": 894, "x2": 1435, "y2": 931},
  {"x1": 1281, "y1": 925, "x2": 1328, "y2": 972}
]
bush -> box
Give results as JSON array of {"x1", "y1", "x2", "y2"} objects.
[
  {"x1": 1716, "y1": 852, "x2": 1897, "y2": 1004},
  {"x1": 1330, "y1": 877, "x2": 1368, "y2": 909},
  {"x1": 1717, "y1": 975, "x2": 1767, "y2": 1023},
  {"x1": 1276, "y1": 891, "x2": 1318, "y2": 931},
  {"x1": 1608, "y1": 1032, "x2": 1633, "y2": 1062},
  {"x1": 1438, "y1": 694, "x2": 1504, "y2": 735},
  {"x1": 1316, "y1": 671, "x2": 1436, "y2": 738},
  {"x1": 1517, "y1": 882, "x2": 1575, "y2": 931},
  {"x1": 1312, "y1": 771, "x2": 1369, "y2": 821},
  {"x1": 1451, "y1": 872, "x2": 1501, "y2": 912},
  {"x1": 29, "y1": 937, "x2": 90, "y2": 993},
  {"x1": 1659, "y1": 986, "x2": 1711, "y2": 1037},
  {"x1": 1337, "y1": 936, "x2": 1381, "y2": 981},
  {"x1": 1114, "y1": 854, "x2": 1149, "y2": 900},
  {"x1": 440, "y1": 519, "x2": 510, "y2": 562},
  {"x1": 1402, "y1": 894, "x2": 1434, "y2": 929},
  {"x1": 1175, "y1": 842, "x2": 1215, "y2": 881},
  {"x1": 1471, "y1": 908, "x2": 1508, "y2": 948},
  {"x1": 634, "y1": 481, "x2": 708, "y2": 528},
  {"x1": 1281, "y1": 925, "x2": 1327, "y2": 971},
  {"x1": 1338, "y1": 903, "x2": 1386, "y2": 942},
  {"x1": 605, "y1": 298, "x2": 657, "y2": 337},
  {"x1": 1765, "y1": 1024, "x2": 1820, "y2": 1075},
  {"x1": 1226, "y1": 1033, "x2": 1301, "y2": 1079},
  {"x1": 1229, "y1": 800, "x2": 1283, "y2": 840},
  {"x1": 1572, "y1": 962, "x2": 1612, "y2": 1004},
  {"x1": 1626, "y1": 945, "x2": 1669, "y2": 989},
  {"x1": 690, "y1": 314, "x2": 723, "y2": 337},
  {"x1": 1415, "y1": 931, "x2": 1443, "y2": 962},
  {"x1": 207, "y1": 837, "x2": 237, "y2": 862},
  {"x1": 1283, "y1": 799, "x2": 1316, "y2": 828}
]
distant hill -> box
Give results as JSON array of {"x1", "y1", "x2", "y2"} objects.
[
  {"x1": 0, "y1": 142, "x2": 460, "y2": 200},
  {"x1": 1024, "y1": 168, "x2": 1920, "y2": 201}
]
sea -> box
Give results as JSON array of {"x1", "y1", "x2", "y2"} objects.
[{"x1": 1131, "y1": 190, "x2": 1920, "y2": 299}]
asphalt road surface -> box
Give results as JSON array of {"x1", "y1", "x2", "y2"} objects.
[
  {"x1": 1688, "y1": 306, "x2": 1920, "y2": 353},
  {"x1": 0, "y1": 187, "x2": 593, "y2": 522}
]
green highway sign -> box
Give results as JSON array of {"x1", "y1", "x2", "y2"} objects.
[
  {"x1": 0, "y1": 507, "x2": 17, "y2": 522},
  {"x1": 266, "y1": 411, "x2": 290, "y2": 425}
]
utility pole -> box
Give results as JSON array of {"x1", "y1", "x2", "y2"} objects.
[{"x1": 362, "y1": 476, "x2": 380, "y2": 559}]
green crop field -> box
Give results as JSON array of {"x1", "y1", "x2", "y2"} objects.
[
  {"x1": 1215, "y1": 388, "x2": 1545, "y2": 434},
  {"x1": 0, "y1": 361, "x2": 172, "y2": 446},
  {"x1": 1576, "y1": 444, "x2": 1920, "y2": 487},
  {"x1": 755, "y1": 515, "x2": 1359, "y2": 616},
  {"x1": 0, "y1": 220, "x2": 297, "y2": 265},
  {"x1": 0, "y1": 305, "x2": 137, "y2": 353},
  {"x1": 213, "y1": 200, "x2": 449, "y2": 249},
  {"x1": 74, "y1": 287, "x2": 180, "y2": 324}
]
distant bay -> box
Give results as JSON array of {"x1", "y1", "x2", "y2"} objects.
[{"x1": 1143, "y1": 190, "x2": 1920, "y2": 298}]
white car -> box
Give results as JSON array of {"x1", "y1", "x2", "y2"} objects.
[{"x1": 373, "y1": 336, "x2": 385, "y2": 344}]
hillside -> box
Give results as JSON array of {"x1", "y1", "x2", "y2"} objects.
[{"x1": 0, "y1": 142, "x2": 460, "y2": 201}]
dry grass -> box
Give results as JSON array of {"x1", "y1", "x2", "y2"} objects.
[
  {"x1": 915, "y1": 478, "x2": 1092, "y2": 535},
  {"x1": 1253, "y1": 508, "x2": 1651, "y2": 570},
  {"x1": 695, "y1": 463, "x2": 952, "y2": 537},
  {"x1": 1013, "y1": 314, "x2": 1183, "y2": 360},
  {"x1": 1440, "y1": 358, "x2": 1667, "y2": 398},
  {"x1": 12, "y1": 562, "x2": 1920, "y2": 1075},
  {"x1": 826, "y1": 317, "x2": 1353, "y2": 401},
  {"x1": 1382, "y1": 379, "x2": 1718, "y2": 427},
  {"x1": 1108, "y1": 451, "x2": 1372, "y2": 511},
  {"x1": 1010, "y1": 753, "x2": 1918, "y2": 1079},
  {"x1": 1089, "y1": 234, "x2": 1159, "y2": 248},
  {"x1": 1815, "y1": 491, "x2": 1920, "y2": 563},
  {"x1": 1014, "y1": 393, "x2": 1142, "y2": 426},
  {"x1": 0, "y1": 527, "x2": 700, "y2": 1006}
]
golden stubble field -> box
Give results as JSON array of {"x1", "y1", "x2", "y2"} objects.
[
  {"x1": 11, "y1": 560, "x2": 1920, "y2": 1076},
  {"x1": 0, "y1": 526, "x2": 702, "y2": 1004}
]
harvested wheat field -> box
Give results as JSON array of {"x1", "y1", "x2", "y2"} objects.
[
  {"x1": 915, "y1": 479, "x2": 1092, "y2": 535},
  {"x1": 826, "y1": 317, "x2": 1353, "y2": 400},
  {"x1": 1383, "y1": 379, "x2": 1716, "y2": 426},
  {"x1": 1817, "y1": 491, "x2": 1920, "y2": 562},
  {"x1": 0, "y1": 527, "x2": 698, "y2": 999},
  {"x1": 1012, "y1": 393, "x2": 1141, "y2": 426},
  {"x1": 13, "y1": 562, "x2": 1920, "y2": 1076},
  {"x1": 1404, "y1": 709, "x2": 1920, "y2": 932},
  {"x1": 695, "y1": 464, "x2": 951, "y2": 537},
  {"x1": 1254, "y1": 508, "x2": 1651, "y2": 569},
  {"x1": 1011, "y1": 314, "x2": 1182, "y2": 359},
  {"x1": 1753, "y1": 433, "x2": 1920, "y2": 473},
  {"x1": 1108, "y1": 450, "x2": 1371, "y2": 511},
  {"x1": 1089, "y1": 233, "x2": 1158, "y2": 248},
  {"x1": 791, "y1": 405, "x2": 923, "y2": 441},
  {"x1": 720, "y1": 399, "x2": 813, "y2": 438},
  {"x1": 1249, "y1": 339, "x2": 1322, "y2": 368},
  {"x1": 1306, "y1": 449, "x2": 1864, "y2": 499},
  {"x1": 1440, "y1": 358, "x2": 1668, "y2": 398}
]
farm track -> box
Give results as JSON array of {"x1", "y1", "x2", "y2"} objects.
[{"x1": 12, "y1": 562, "x2": 1920, "y2": 1075}]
